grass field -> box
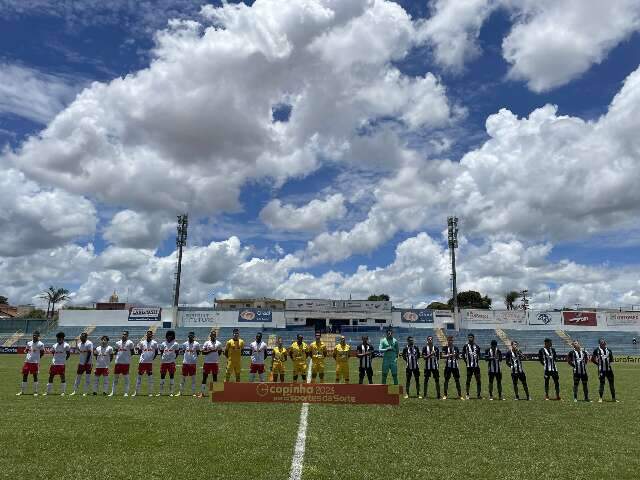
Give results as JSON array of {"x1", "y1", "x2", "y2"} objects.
[{"x1": 1, "y1": 354, "x2": 638, "y2": 479}]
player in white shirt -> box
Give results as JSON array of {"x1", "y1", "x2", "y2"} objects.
[
  {"x1": 200, "y1": 330, "x2": 222, "y2": 397},
  {"x1": 249, "y1": 332, "x2": 268, "y2": 382},
  {"x1": 133, "y1": 330, "x2": 158, "y2": 397},
  {"x1": 177, "y1": 331, "x2": 200, "y2": 396},
  {"x1": 158, "y1": 330, "x2": 180, "y2": 396},
  {"x1": 93, "y1": 336, "x2": 114, "y2": 396},
  {"x1": 71, "y1": 332, "x2": 94, "y2": 396},
  {"x1": 110, "y1": 330, "x2": 135, "y2": 396},
  {"x1": 18, "y1": 331, "x2": 45, "y2": 396},
  {"x1": 45, "y1": 332, "x2": 71, "y2": 396}
]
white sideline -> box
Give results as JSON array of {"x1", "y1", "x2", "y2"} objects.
[{"x1": 288, "y1": 361, "x2": 313, "y2": 480}]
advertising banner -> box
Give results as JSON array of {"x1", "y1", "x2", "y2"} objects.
[
  {"x1": 562, "y1": 311, "x2": 597, "y2": 326},
  {"x1": 606, "y1": 312, "x2": 640, "y2": 326},
  {"x1": 210, "y1": 382, "x2": 402, "y2": 405},
  {"x1": 493, "y1": 311, "x2": 526, "y2": 324},
  {"x1": 342, "y1": 301, "x2": 392, "y2": 312},
  {"x1": 238, "y1": 308, "x2": 272, "y2": 323},
  {"x1": 465, "y1": 310, "x2": 495, "y2": 323},
  {"x1": 180, "y1": 310, "x2": 225, "y2": 326},
  {"x1": 285, "y1": 299, "x2": 334, "y2": 311},
  {"x1": 399, "y1": 309, "x2": 434, "y2": 323},
  {"x1": 128, "y1": 307, "x2": 161, "y2": 322},
  {"x1": 529, "y1": 311, "x2": 561, "y2": 326}
]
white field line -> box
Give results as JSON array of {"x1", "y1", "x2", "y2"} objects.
[{"x1": 288, "y1": 361, "x2": 313, "y2": 480}]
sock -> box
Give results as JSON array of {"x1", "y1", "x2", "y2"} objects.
[
  {"x1": 47, "y1": 383, "x2": 52, "y2": 394},
  {"x1": 94, "y1": 377, "x2": 99, "y2": 393},
  {"x1": 73, "y1": 375, "x2": 81, "y2": 391},
  {"x1": 258, "y1": 373, "x2": 265, "y2": 382},
  {"x1": 103, "y1": 377, "x2": 109, "y2": 393},
  {"x1": 159, "y1": 379, "x2": 165, "y2": 393},
  {"x1": 135, "y1": 375, "x2": 142, "y2": 393},
  {"x1": 179, "y1": 379, "x2": 185, "y2": 392},
  {"x1": 249, "y1": 373, "x2": 256, "y2": 382},
  {"x1": 123, "y1": 375, "x2": 130, "y2": 393},
  {"x1": 147, "y1": 375, "x2": 154, "y2": 394},
  {"x1": 84, "y1": 373, "x2": 91, "y2": 392},
  {"x1": 190, "y1": 377, "x2": 195, "y2": 393},
  {"x1": 170, "y1": 379, "x2": 175, "y2": 394},
  {"x1": 201, "y1": 383, "x2": 207, "y2": 392},
  {"x1": 33, "y1": 381, "x2": 39, "y2": 394},
  {"x1": 21, "y1": 381, "x2": 27, "y2": 393},
  {"x1": 112, "y1": 376, "x2": 119, "y2": 394},
  {"x1": 61, "y1": 383, "x2": 67, "y2": 394}
]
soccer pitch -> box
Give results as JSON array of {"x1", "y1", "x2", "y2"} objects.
[{"x1": 2, "y1": 355, "x2": 638, "y2": 479}]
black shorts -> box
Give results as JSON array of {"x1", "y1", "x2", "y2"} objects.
[
  {"x1": 467, "y1": 366, "x2": 481, "y2": 376},
  {"x1": 488, "y1": 372, "x2": 502, "y2": 381},
  {"x1": 544, "y1": 370, "x2": 559, "y2": 380},
  {"x1": 573, "y1": 373, "x2": 588, "y2": 382},
  {"x1": 444, "y1": 367, "x2": 460, "y2": 379},
  {"x1": 424, "y1": 369, "x2": 440, "y2": 379},
  {"x1": 511, "y1": 372, "x2": 527, "y2": 382},
  {"x1": 598, "y1": 370, "x2": 614, "y2": 380}
]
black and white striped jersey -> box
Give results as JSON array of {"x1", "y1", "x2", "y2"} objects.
[
  {"x1": 485, "y1": 347, "x2": 502, "y2": 374},
  {"x1": 462, "y1": 343, "x2": 481, "y2": 368},
  {"x1": 592, "y1": 347, "x2": 614, "y2": 374},
  {"x1": 568, "y1": 348, "x2": 589, "y2": 376},
  {"x1": 505, "y1": 349, "x2": 525, "y2": 374},
  {"x1": 442, "y1": 346, "x2": 459, "y2": 369},
  {"x1": 538, "y1": 347, "x2": 558, "y2": 373},
  {"x1": 402, "y1": 345, "x2": 420, "y2": 370},
  {"x1": 357, "y1": 343, "x2": 374, "y2": 369},
  {"x1": 422, "y1": 345, "x2": 439, "y2": 370}
]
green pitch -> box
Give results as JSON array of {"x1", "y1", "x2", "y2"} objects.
[{"x1": 1, "y1": 355, "x2": 638, "y2": 479}]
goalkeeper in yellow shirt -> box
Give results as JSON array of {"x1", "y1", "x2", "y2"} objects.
[
  {"x1": 333, "y1": 335, "x2": 351, "y2": 383},
  {"x1": 309, "y1": 332, "x2": 327, "y2": 383},
  {"x1": 289, "y1": 334, "x2": 308, "y2": 383},
  {"x1": 224, "y1": 328, "x2": 244, "y2": 382},
  {"x1": 271, "y1": 337, "x2": 288, "y2": 382}
]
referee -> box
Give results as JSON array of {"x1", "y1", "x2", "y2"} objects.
[
  {"x1": 402, "y1": 336, "x2": 421, "y2": 399},
  {"x1": 357, "y1": 336, "x2": 374, "y2": 384}
]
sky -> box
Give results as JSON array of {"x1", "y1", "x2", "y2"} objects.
[{"x1": 1, "y1": 0, "x2": 640, "y2": 310}]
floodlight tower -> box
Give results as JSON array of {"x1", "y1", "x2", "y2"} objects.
[
  {"x1": 447, "y1": 216, "x2": 459, "y2": 316},
  {"x1": 173, "y1": 214, "x2": 189, "y2": 308},
  {"x1": 520, "y1": 289, "x2": 529, "y2": 311}
]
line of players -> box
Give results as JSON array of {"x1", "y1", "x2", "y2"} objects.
[{"x1": 17, "y1": 328, "x2": 618, "y2": 403}]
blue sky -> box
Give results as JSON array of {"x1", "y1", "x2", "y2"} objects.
[{"x1": 2, "y1": 0, "x2": 640, "y2": 309}]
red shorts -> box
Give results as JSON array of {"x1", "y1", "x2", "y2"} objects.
[
  {"x1": 49, "y1": 365, "x2": 65, "y2": 376},
  {"x1": 77, "y1": 364, "x2": 92, "y2": 375},
  {"x1": 181, "y1": 364, "x2": 196, "y2": 376},
  {"x1": 114, "y1": 364, "x2": 130, "y2": 375},
  {"x1": 138, "y1": 363, "x2": 153, "y2": 375},
  {"x1": 250, "y1": 364, "x2": 265, "y2": 374},
  {"x1": 95, "y1": 368, "x2": 109, "y2": 376},
  {"x1": 22, "y1": 363, "x2": 39, "y2": 375},
  {"x1": 160, "y1": 363, "x2": 175, "y2": 375},
  {"x1": 203, "y1": 363, "x2": 219, "y2": 375}
]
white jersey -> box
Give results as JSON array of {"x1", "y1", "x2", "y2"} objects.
[
  {"x1": 202, "y1": 340, "x2": 222, "y2": 363},
  {"x1": 25, "y1": 340, "x2": 45, "y2": 363},
  {"x1": 115, "y1": 339, "x2": 135, "y2": 365},
  {"x1": 182, "y1": 341, "x2": 200, "y2": 365},
  {"x1": 160, "y1": 340, "x2": 179, "y2": 363},
  {"x1": 95, "y1": 345, "x2": 114, "y2": 368},
  {"x1": 51, "y1": 342, "x2": 70, "y2": 366},
  {"x1": 77, "y1": 340, "x2": 94, "y2": 365},
  {"x1": 250, "y1": 341, "x2": 268, "y2": 365},
  {"x1": 138, "y1": 339, "x2": 158, "y2": 364}
]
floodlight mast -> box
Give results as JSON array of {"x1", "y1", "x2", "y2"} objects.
[
  {"x1": 447, "y1": 216, "x2": 459, "y2": 318},
  {"x1": 173, "y1": 214, "x2": 189, "y2": 308}
]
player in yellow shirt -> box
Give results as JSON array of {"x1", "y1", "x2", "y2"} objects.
[
  {"x1": 309, "y1": 332, "x2": 327, "y2": 383},
  {"x1": 224, "y1": 329, "x2": 244, "y2": 382},
  {"x1": 289, "y1": 334, "x2": 308, "y2": 383},
  {"x1": 271, "y1": 337, "x2": 288, "y2": 382},
  {"x1": 333, "y1": 335, "x2": 351, "y2": 383}
]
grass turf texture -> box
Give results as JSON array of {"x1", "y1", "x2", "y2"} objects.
[{"x1": 1, "y1": 354, "x2": 638, "y2": 479}]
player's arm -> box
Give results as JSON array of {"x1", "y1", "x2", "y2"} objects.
[
  {"x1": 590, "y1": 349, "x2": 599, "y2": 365},
  {"x1": 224, "y1": 342, "x2": 230, "y2": 357},
  {"x1": 567, "y1": 351, "x2": 574, "y2": 367},
  {"x1": 332, "y1": 348, "x2": 337, "y2": 360}
]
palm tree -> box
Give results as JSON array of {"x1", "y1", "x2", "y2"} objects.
[
  {"x1": 504, "y1": 291, "x2": 520, "y2": 310},
  {"x1": 39, "y1": 286, "x2": 70, "y2": 318}
]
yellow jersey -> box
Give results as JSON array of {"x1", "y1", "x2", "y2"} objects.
[
  {"x1": 309, "y1": 341, "x2": 327, "y2": 363},
  {"x1": 272, "y1": 346, "x2": 287, "y2": 363},
  {"x1": 225, "y1": 338, "x2": 244, "y2": 363},
  {"x1": 334, "y1": 343, "x2": 351, "y2": 362},
  {"x1": 289, "y1": 342, "x2": 308, "y2": 363}
]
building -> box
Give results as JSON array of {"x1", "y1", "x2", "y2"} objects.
[
  {"x1": 215, "y1": 298, "x2": 285, "y2": 311},
  {"x1": 285, "y1": 299, "x2": 392, "y2": 331},
  {"x1": 0, "y1": 305, "x2": 18, "y2": 318}
]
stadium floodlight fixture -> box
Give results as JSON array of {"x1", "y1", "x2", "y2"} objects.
[
  {"x1": 447, "y1": 216, "x2": 459, "y2": 317},
  {"x1": 173, "y1": 214, "x2": 189, "y2": 308}
]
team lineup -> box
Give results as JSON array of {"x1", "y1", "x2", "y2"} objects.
[{"x1": 17, "y1": 327, "x2": 619, "y2": 403}]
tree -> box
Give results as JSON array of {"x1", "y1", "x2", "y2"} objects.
[
  {"x1": 447, "y1": 291, "x2": 492, "y2": 310},
  {"x1": 427, "y1": 301, "x2": 450, "y2": 310},
  {"x1": 0, "y1": 295, "x2": 8, "y2": 305},
  {"x1": 504, "y1": 291, "x2": 520, "y2": 310},
  {"x1": 367, "y1": 294, "x2": 390, "y2": 301},
  {"x1": 19, "y1": 308, "x2": 46, "y2": 319},
  {"x1": 39, "y1": 286, "x2": 70, "y2": 318}
]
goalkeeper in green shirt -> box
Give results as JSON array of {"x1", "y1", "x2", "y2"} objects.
[{"x1": 379, "y1": 329, "x2": 399, "y2": 385}]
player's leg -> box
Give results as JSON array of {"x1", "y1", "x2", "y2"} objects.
[
  {"x1": 544, "y1": 373, "x2": 550, "y2": 399},
  {"x1": 391, "y1": 362, "x2": 398, "y2": 386},
  {"x1": 18, "y1": 369, "x2": 29, "y2": 395},
  {"x1": 404, "y1": 368, "x2": 412, "y2": 398},
  {"x1": 93, "y1": 371, "x2": 100, "y2": 395},
  {"x1": 415, "y1": 369, "x2": 421, "y2": 398},
  {"x1": 358, "y1": 367, "x2": 364, "y2": 384},
  {"x1": 465, "y1": 368, "x2": 472, "y2": 398},
  {"x1": 488, "y1": 372, "x2": 494, "y2": 399},
  {"x1": 159, "y1": 367, "x2": 167, "y2": 395},
  {"x1": 381, "y1": 360, "x2": 389, "y2": 385},
  {"x1": 46, "y1": 369, "x2": 55, "y2": 395},
  {"x1": 169, "y1": 368, "x2": 176, "y2": 395},
  {"x1": 344, "y1": 365, "x2": 349, "y2": 384},
  {"x1": 433, "y1": 370, "x2": 441, "y2": 399},
  {"x1": 511, "y1": 373, "x2": 519, "y2": 399},
  {"x1": 146, "y1": 369, "x2": 154, "y2": 396},
  {"x1": 84, "y1": 368, "x2": 91, "y2": 395},
  {"x1": 582, "y1": 375, "x2": 589, "y2": 401},
  {"x1": 496, "y1": 372, "x2": 503, "y2": 399},
  {"x1": 60, "y1": 372, "x2": 67, "y2": 395},
  {"x1": 521, "y1": 373, "x2": 530, "y2": 400},
  {"x1": 607, "y1": 371, "x2": 616, "y2": 401},
  {"x1": 111, "y1": 373, "x2": 119, "y2": 396},
  {"x1": 423, "y1": 370, "x2": 430, "y2": 398},
  {"x1": 454, "y1": 369, "x2": 462, "y2": 398},
  {"x1": 552, "y1": 372, "x2": 560, "y2": 399},
  {"x1": 234, "y1": 362, "x2": 241, "y2": 382},
  {"x1": 443, "y1": 368, "x2": 450, "y2": 398},
  {"x1": 366, "y1": 366, "x2": 373, "y2": 384},
  {"x1": 102, "y1": 372, "x2": 109, "y2": 395},
  {"x1": 474, "y1": 367, "x2": 482, "y2": 398}
]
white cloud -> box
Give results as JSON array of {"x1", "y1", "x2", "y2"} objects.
[
  {"x1": 260, "y1": 193, "x2": 347, "y2": 232},
  {"x1": 103, "y1": 209, "x2": 174, "y2": 249},
  {"x1": 0, "y1": 63, "x2": 83, "y2": 124},
  {"x1": 7, "y1": 0, "x2": 455, "y2": 217}
]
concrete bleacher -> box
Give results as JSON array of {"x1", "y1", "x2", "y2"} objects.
[{"x1": 503, "y1": 330, "x2": 570, "y2": 354}]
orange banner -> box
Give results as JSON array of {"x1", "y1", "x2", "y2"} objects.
[{"x1": 210, "y1": 382, "x2": 402, "y2": 405}]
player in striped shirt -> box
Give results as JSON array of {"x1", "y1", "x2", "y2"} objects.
[
  {"x1": 357, "y1": 336, "x2": 374, "y2": 384},
  {"x1": 591, "y1": 338, "x2": 618, "y2": 403},
  {"x1": 506, "y1": 341, "x2": 530, "y2": 401},
  {"x1": 200, "y1": 331, "x2": 222, "y2": 397},
  {"x1": 538, "y1": 338, "x2": 560, "y2": 401},
  {"x1": 568, "y1": 341, "x2": 591, "y2": 402},
  {"x1": 442, "y1": 336, "x2": 463, "y2": 400},
  {"x1": 18, "y1": 331, "x2": 45, "y2": 396},
  {"x1": 462, "y1": 334, "x2": 482, "y2": 400},
  {"x1": 178, "y1": 331, "x2": 200, "y2": 396},
  {"x1": 402, "y1": 336, "x2": 421, "y2": 399},
  {"x1": 485, "y1": 340, "x2": 504, "y2": 401},
  {"x1": 93, "y1": 336, "x2": 114, "y2": 396},
  {"x1": 45, "y1": 332, "x2": 70, "y2": 396},
  {"x1": 422, "y1": 336, "x2": 440, "y2": 399}
]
